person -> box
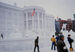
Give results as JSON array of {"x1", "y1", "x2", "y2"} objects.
[
  {"x1": 34, "y1": 36, "x2": 39, "y2": 52},
  {"x1": 67, "y1": 34, "x2": 74, "y2": 48},
  {"x1": 51, "y1": 35, "x2": 56, "y2": 50},
  {"x1": 56, "y1": 35, "x2": 59, "y2": 42},
  {"x1": 1, "y1": 33, "x2": 3, "y2": 39},
  {"x1": 57, "y1": 35, "x2": 68, "y2": 52}
]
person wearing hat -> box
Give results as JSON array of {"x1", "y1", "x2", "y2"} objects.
[
  {"x1": 67, "y1": 34, "x2": 74, "y2": 51},
  {"x1": 57, "y1": 35, "x2": 68, "y2": 52}
]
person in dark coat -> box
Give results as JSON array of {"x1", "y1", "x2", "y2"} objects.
[
  {"x1": 67, "y1": 34, "x2": 73, "y2": 48},
  {"x1": 1, "y1": 33, "x2": 3, "y2": 39},
  {"x1": 57, "y1": 35, "x2": 68, "y2": 52},
  {"x1": 34, "y1": 36, "x2": 39, "y2": 52}
]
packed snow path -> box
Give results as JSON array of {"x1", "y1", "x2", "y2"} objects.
[
  {"x1": 0, "y1": 35, "x2": 56, "y2": 52},
  {"x1": 0, "y1": 31, "x2": 75, "y2": 52}
]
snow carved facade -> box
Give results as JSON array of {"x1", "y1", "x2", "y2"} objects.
[{"x1": 0, "y1": 2, "x2": 55, "y2": 39}]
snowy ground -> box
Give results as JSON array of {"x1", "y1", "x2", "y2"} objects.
[{"x1": 0, "y1": 30, "x2": 75, "y2": 52}]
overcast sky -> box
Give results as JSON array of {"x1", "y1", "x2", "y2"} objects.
[{"x1": 0, "y1": 0, "x2": 75, "y2": 20}]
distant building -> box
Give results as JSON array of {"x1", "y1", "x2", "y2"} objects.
[{"x1": 0, "y1": 2, "x2": 55, "y2": 39}]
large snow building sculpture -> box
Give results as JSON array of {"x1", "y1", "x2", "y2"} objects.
[{"x1": 0, "y1": 2, "x2": 55, "y2": 39}]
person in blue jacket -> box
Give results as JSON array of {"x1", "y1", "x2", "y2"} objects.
[{"x1": 56, "y1": 35, "x2": 59, "y2": 42}]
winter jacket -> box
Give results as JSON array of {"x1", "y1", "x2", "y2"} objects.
[
  {"x1": 57, "y1": 40, "x2": 68, "y2": 52},
  {"x1": 51, "y1": 37, "x2": 56, "y2": 42},
  {"x1": 35, "y1": 38, "x2": 39, "y2": 46},
  {"x1": 56, "y1": 36, "x2": 59, "y2": 42},
  {"x1": 67, "y1": 37, "x2": 73, "y2": 43}
]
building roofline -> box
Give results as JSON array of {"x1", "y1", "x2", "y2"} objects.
[
  {"x1": 45, "y1": 14, "x2": 54, "y2": 18},
  {"x1": 0, "y1": 2, "x2": 23, "y2": 11},
  {"x1": 24, "y1": 6, "x2": 45, "y2": 12}
]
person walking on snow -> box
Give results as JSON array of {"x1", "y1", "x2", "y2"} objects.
[
  {"x1": 67, "y1": 34, "x2": 74, "y2": 48},
  {"x1": 1, "y1": 33, "x2": 3, "y2": 39},
  {"x1": 51, "y1": 35, "x2": 56, "y2": 50},
  {"x1": 57, "y1": 35, "x2": 68, "y2": 52},
  {"x1": 34, "y1": 36, "x2": 39, "y2": 52}
]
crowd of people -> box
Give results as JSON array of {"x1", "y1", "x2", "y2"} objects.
[
  {"x1": 51, "y1": 33, "x2": 74, "y2": 52},
  {"x1": 0, "y1": 33, "x2": 74, "y2": 52},
  {"x1": 34, "y1": 32, "x2": 74, "y2": 52}
]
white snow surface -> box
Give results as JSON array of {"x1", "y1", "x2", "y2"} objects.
[{"x1": 0, "y1": 24, "x2": 75, "y2": 52}]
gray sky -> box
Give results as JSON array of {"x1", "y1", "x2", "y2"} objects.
[{"x1": 0, "y1": 0, "x2": 75, "y2": 19}]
